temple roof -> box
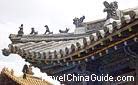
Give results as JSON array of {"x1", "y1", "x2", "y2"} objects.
[
  {"x1": 0, "y1": 68, "x2": 52, "y2": 85},
  {"x1": 2, "y1": 2, "x2": 138, "y2": 75}
]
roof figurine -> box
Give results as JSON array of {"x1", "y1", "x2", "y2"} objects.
[
  {"x1": 22, "y1": 64, "x2": 34, "y2": 78},
  {"x1": 103, "y1": 1, "x2": 123, "y2": 20},
  {"x1": 17, "y1": 24, "x2": 24, "y2": 36},
  {"x1": 103, "y1": 1, "x2": 126, "y2": 32},
  {"x1": 22, "y1": 64, "x2": 28, "y2": 79},
  {"x1": 2, "y1": 48, "x2": 10, "y2": 56},
  {"x1": 44, "y1": 25, "x2": 53, "y2": 34},
  {"x1": 27, "y1": 64, "x2": 34, "y2": 75},
  {"x1": 59, "y1": 28, "x2": 70, "y2": 33},
  {"x1": 44, "y1": 25, "x2": 50, "y2": 34},
  {"x1": 30, "y1": 27, "x2": 38, "y2": 35},
  {"x1": 73, "y1": 16, "x2": 85, "y2": 27}
]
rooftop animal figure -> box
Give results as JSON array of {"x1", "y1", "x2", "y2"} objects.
[
  {"x1": 103, "y1": 1, "x2": 122, "y2": 20},
  {"x1": 17, "y1": 24, "x2": 24, "y2": 36},
  {"x1": 30, "y1": 28, "x2": 38, "y2": 35},
  {"x1": 44, "y1": 25, "x2": 53, "y2": 34},
  {"x1": 22, "y1": 64, "x2": 28, "y2": 79},
  {"x1": 73, "y1": 16, "x2": 85, "y2": 27},
  {"x1": 59, "y1": 28, "x2": 70, "y2": 33},
  {"x1": 27, "y1": 64, "x2": 34, "y2": 75}
]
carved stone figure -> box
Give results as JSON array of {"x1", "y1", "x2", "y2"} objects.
[
  {"x1": 103, "y1": 1, "x2": 123, "y2": 29},
  {"x1": 22, "y1": 64, "x2": 34, "y2": 79},
  {"x1": 44, "y1": 25, "x2": 50, "y2": 34},
  {"x1": 2, "y1": 48, "x2": 10, "y2": 56},
  {"x1": 59, "y1": 28, "x2": 70, "y2": 33},
  {"x1": 44, "y1": 25, "x2": 53, "y2": 34},
  {"x1": 30, "y1": 28, "x2": 35, "y2": 34},
  {"x1": 103, "y1": 1, "x2": 122, "y2": 20},
  {"x1": 17, "y1": 24, "x2": 24, "y2": 36},
  {"x1": 30, "y1": 28, "x2": 38, "y2": 35},
  {"x1": 73, "y1": 16, "x2": 85, "y2": 27},
  {"x1": 22, "y1": 64, "x2": 28, "y2": 79},
  {"x1": 27, "y1": 64, "x2": 34, "y2": 75}
]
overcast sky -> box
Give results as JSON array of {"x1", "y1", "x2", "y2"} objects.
[{"x1": 0, "y1": 0, "x2": 138, "y2": 84}]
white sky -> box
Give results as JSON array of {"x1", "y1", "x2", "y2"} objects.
[
  {"x1": 0, "y1": 0, "x2": 138, "y2": 84},
  {"x1": 0, "y1": 0, "x2": 138, "y2": 33}
]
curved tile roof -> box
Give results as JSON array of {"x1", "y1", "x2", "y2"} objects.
[
  {"x1": 1, "y1": 68, "x2": 53, "y2": 85},
  {"x1": 2, "y1": 5, "x2": 138, "y2": 75}
]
